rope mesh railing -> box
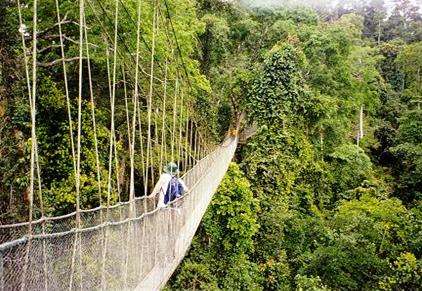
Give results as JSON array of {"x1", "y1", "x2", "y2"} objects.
[{"x1": 0, "y1": 137, "x2": 237, "y2": 290}]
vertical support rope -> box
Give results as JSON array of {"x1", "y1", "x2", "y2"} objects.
[
  {"x1": 125, "y1": 0, "x2": 143, "y2": 281},
  {"x1": 107, "y1": 0, "x2": 120, "y2": 206},
  {"x1": 145, "y1": 0, "x2": 157, "y2": 196},
  {"x1": 76, "y1": 0, "x2": 84, "y2": 226},
  {"x1": 137, "y1": 99, "x2": 146, "y2": 200},
  {"x1": 146, "y1": 1, "x2": 158, "y2": 273},
  {"x1": 103, "y1": 0, "x2": 119, "y2": 287},
  {"x1": 82, "y1": 20, "x2": 105, "y2": 288},
  {"x1": 83, "y1": 12, "x2": 102, "y2": 202},
  {"x1": 58, "y1": 1, "x2": 80, "y2": 284},
  {"x1": 196, "y1": 127, "x2": 200, "y2": 161},
  {"x1": 29, "y1": 0, "x2": 38, "y2": 237},
  {"x1": 121, "y1": 66, "x2": 132, "y2": 289},
  {"x1": 106, "y1": 46, "x2": 114, "y2": 208},
  {"x1": 197, "y1": 129, "x2": 202, "y2": 160},
  {"x1": 55, "y1": 0, "x2": 77, "y2": 184},
  {"x1": 177, "y1": 91, "x2": 184, "y2": 171},
  {"x1": 153, "y1": 210, "x2": 158, "y2": 265},
  {"x1": 17, "y1": 0, "x2": 44, "y2": 216},
  {"x1": 171, "y1": 76, "x2": 179, "y2": 162},
  {"x1": 122, "y1": 218, "x2": 132, "y2": 289},
  {"x1": 198, "y1": 132, "x2": 202, "y2": 160},
  {"x1": 160, "y1": 59, "x2": 168, "y2": 173},
  {"x1": 17, "y1": 1, "x2": 47, "y2": 289},
  {"x1": 184, "y1": 109, "x2": 190, "y2": 171},
  {"x1": 123, "y1": 67, "x2": 133, "y2": 190},
  {"x1": 102, "y1": 34, "x2": 111, "y2": 291},
  {"x1": 100, "y1": 45, "x2": 111, "y2": 291},
  {"x1": 152, "y1": 2, "x2": 161, "y2": 187},
  {"x1": 69, "y1": 0, "x2": 85, "y2": 289},
  {"x1": 153, "y1": 107, "x2": 159, "y2": 184},
  {"x1": 77, "y1": 2, "x2": 85, "y2": 287},
  {"x1": 113, "y1": 133, "x2": 121, "y2": 201},
  {"x1": 189, "y1": 118, "x2": 194, "y2": 169},
  {"x1": 21, "y1": 0, "x2": 39, "y2": 288},
  {"x1": 34, "y1": 144, "x2": 46, "y2": 291},
  {"x1": 129, "y1": 0, "x2": 142, "y2": 204}
]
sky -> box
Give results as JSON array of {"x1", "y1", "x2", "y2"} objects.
[{"x1": 238, "y1": 0, "x2": 422, "y2": 13}]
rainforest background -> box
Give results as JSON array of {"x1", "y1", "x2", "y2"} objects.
[
  {"x1": 168, "y1": 0, "x2": 422, "y2": 289},
  {"x1": 0, "y1": 0, "x2": 421, "y2": 289}
]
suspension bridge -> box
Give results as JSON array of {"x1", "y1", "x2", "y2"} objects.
[{"x1": 0, "y1": 0, "x2": 237, "y2": 289}]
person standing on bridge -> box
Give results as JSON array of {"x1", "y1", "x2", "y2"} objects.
[{"x1": 151, "y1": 162, "x2": 188, "y2": 209}]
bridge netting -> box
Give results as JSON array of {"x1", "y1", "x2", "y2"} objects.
[{"x1": 0, "y1": 138, "x2": 237, "y2": 290}]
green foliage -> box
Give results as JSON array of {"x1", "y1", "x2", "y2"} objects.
[
  {"x1": 378, "y1": 40, "x2": 406, "y2": 91},
  {"x1": 390, "y1": 109, "x2": 422, "y2": 203},
  {"x1": 172, "y1": 261, "x2": 219, "y2": 290},
  {"x1": 200, "y1": 13, "x2": 230, "y2": 74},
  {"x1": 169, "y1": 163, "x2": 261, "y2": 290},
  {"x1": 396, "y1": 41, "x2": 422, "y2": 101},
  {"x1": 379, "y1": 252, "x2": 422, "y2": 290},
  {"x1": 295, "y1": 274, "x2": 328, "y2": 291},
  {"x1": 333, "y1": 194, "x2": 410, "y2": 255},
  {"x1": 246, "y1": 43, "x2": 308, "y2": 126},
  {"x1": 203, "y1": 163, "x2": 259, "y2": 254},
  {"x1": 302, "y1": 195, "x2": 412, "y2": 290},
  {"x1": 259, "y1": 251, "x2": 291, "y2": 290},
  {"x1": 171, "y1": 2, "x2": 421, "y2": 290},
  {"x1": 328, "y1": 144, "x2": 373, "y2": 199}
]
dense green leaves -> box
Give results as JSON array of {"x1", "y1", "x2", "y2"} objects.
[
  {"x1": 246, "y1": 43, "x2": 308, "y2": 125},
  {"x1": 390, "y1": 110, "x2": 422, "y2": 203},
  {"x1": 328, "y1": 144, "x2": 373, "y2": 198},
  {"x1": 170, "y1": 1, "x2": 421, "y2": 290},
  {"x1": 169, "y1": 163, "x2": 261, "y2": 290}
]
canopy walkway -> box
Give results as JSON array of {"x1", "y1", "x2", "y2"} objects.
[
  {"x1": 0, "y1": 137, "x2": 237, "y2": 290},
  {"x1": 0, "y1": 0, "x2": 238, "y2": 289}
]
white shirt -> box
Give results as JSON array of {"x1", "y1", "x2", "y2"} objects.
[{"x1": 151, "y1": 173, "x2": 188, "y2": 208}]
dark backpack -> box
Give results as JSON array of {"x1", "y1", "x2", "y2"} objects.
[{"x1": 164, "y1": 176, "x2": 183, "y2": 204}]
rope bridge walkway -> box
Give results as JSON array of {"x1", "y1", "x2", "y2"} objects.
[
  {"x1": 0, "y1": 0, "x2": 238, "y2": 289},
  {"x1": 0, "y1": 138, "x2": 237, "y2": 290}
]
